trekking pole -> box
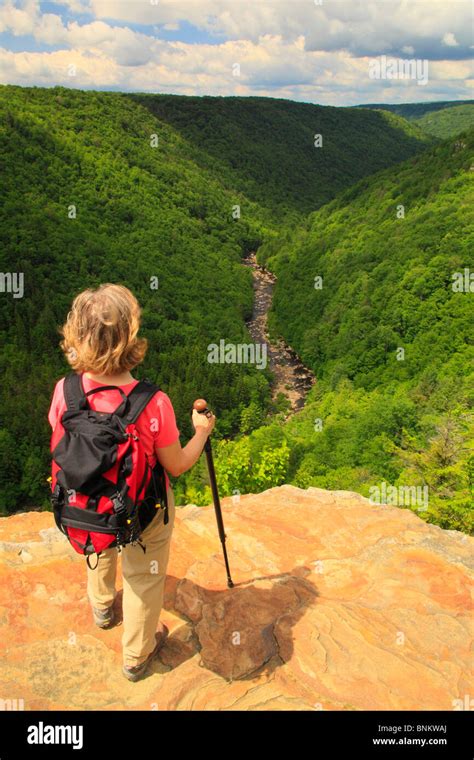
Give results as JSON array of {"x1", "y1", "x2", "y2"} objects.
[{"x1": 193, "y1": 399, "x2": 234, "y2": 588}]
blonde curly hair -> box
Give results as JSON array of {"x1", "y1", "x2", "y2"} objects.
[{"x1": 60, "y1": 284, "x2": 148, "y2": 375}]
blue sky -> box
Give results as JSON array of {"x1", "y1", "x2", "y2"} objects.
[{"x1": 0, "y1": 0, "x2": 472, "y2": 105}]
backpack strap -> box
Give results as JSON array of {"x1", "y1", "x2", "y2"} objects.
[
  {"x1": 124, "y1": 379, "x2": 160, "y2": 425},
  {"x1": 64, "y1": 373, "x2": 159, "y2": 420},
  {"x1": 85, "y1": 385, "x2": 129, "y2": 416},
  {"x1": 63, "y1": 372, "x2": 88, "y2": 412}
]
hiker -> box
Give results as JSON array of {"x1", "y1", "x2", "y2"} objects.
[{"x1": 47, "y1": 283, "x2": 215, "y2": 681}]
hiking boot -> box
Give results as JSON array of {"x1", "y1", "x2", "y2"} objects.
[
  {"x1": 92, "y1": 605, "x2": 115, "y2": 629},
  {"x1": 122, "y1": 623, "x2": 169, "y2": 682}
]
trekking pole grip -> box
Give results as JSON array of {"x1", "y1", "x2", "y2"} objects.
[
  {"x1": 193, "y1": 398, "x2": 213, "y2": 452},
  {"x1": 193, "y1": 397, "x2": 212, "y2": 416}
]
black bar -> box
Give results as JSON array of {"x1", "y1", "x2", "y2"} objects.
[{"x1": 0, "y1": 710, "x2": 470, "y2": 757}]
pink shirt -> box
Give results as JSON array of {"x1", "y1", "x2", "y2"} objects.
[{"x1": 48, "y1": 373, "x2": 180, "y2": 489}]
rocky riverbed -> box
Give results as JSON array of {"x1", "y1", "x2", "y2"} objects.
[{"x1": 243, "y1": 252, "x2": 315, "y2": 414}]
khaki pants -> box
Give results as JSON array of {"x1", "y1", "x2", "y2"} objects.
[{"x1": 87, "y1": 486, "x2": 175, "y2": 667}]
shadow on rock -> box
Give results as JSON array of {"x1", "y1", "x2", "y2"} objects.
[{"x1": 157, "y1": 565, "x2": 318, "y2": 681}]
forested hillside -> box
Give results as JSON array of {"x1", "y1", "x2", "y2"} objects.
[
  {"x1": 0, "y1": 85, "x2": 273, "y2": 511},
  {"x1": 2, "y1": 85, "x2": 471, "y2": 532},
  {"x1": 357, "y1": 100, "x2": 474, "y2": 139},
  {"x1": 357, "y1": 99, "x2": 474, "y2": 120},
  {"x1": 262, "y1": 130, "x2": 473, "y2": 383},
  {"x1": 242, "y1": 130, "x2": 473, "y2": 533},
  {"x1": 413, "y1": 105, "x2": 474, "y2": 139},
  {"x1": 0, "y1": 85, "x2": 435, "y2": 513},
  {"x1": 130, "y1": 93, "x2": 434, "y2": 218},
  {"x1": 178, "y1": 129, "x2": 473, "y2": 534}
]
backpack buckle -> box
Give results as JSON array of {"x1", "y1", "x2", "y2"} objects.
[
  {"x1": 50, "y1": 483, "x2": 64, "y2": 510},
  {"x1": 112, "y1": 492, "x2": 127, "y2": 520}
]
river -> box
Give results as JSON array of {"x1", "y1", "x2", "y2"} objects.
[{"x1": 243, "y1": 252, "x2": 315, "y2": 415}]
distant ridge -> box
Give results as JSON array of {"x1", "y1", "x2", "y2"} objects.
[{"x1": 355, "y1": 99, "x2": 474, "y2": 119}]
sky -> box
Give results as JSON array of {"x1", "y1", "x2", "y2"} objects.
[{"x1": 0, "y1": 0, "x2": 472, "y2": 106}]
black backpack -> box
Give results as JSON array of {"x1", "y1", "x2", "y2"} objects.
[{"x1": 50, "y1": 372, "x2": 169, "y2": 567}]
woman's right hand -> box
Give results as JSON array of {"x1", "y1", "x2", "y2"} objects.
[
  {"x1": 192, "y1": 408, "x2": 216, "y2": 437},
  {"x1": 156, "y1": 404, "x2": 217, "y2": 478}
]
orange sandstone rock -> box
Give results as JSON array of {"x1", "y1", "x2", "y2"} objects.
[{"x1": 0, "y1": 485, "x2": 471, "y2": 711}]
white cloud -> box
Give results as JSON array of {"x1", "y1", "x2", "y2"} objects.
[
  {"x1": 0, "y1": 0, "x2": 40, "y2": 36},
  {"x1": 84, "y1": 0, "x2": 474, "y2": 60},
  {"x1": 34, "y1": 14, "x2": 67, "y2": 45},
  {"x1": 0, "y1": 46, "x2": 120, "y2": 86},
  {"x1": 1, "y1": 32, "x2": 471, "y2": 105},
  {"x1": 62, "y1": 21, "x2": 156, "y2": 66},
  {"x1": 2, "y1": 7, "x2": 158, "y2": 67},
  {"x1": 0, "y1": 0, "x2": 472, "y2": 104},
  {"x1": 442, "y1": 32, "x2": 459, "y2": 47}
]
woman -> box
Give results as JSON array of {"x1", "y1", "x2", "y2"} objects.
[{"x1": 48, "y1": 283, "x2": 215, "y2": 681}]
